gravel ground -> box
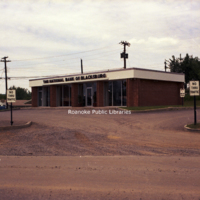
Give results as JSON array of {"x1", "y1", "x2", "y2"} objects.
[
  {"x1": 1, "y1": 108, "x2": 200, "y2": 200},
  {"x1": 0, "y1": 108, "x2": 200, "y2": 156}
]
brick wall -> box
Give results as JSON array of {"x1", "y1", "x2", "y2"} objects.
[
  {"x1": 127, "y1": 78, "x2": 183, "y2": 107},
  {"x1": 139, "y1": 79, "x2": 183, "y2": 106},
  {"x1": 97, "y1": 81, "x2": 104, "y2": 107},
  {"x1": 50, "y1": 85, "x2": 57, "y2": 107},
  {"x1": 127, "y1": 79, "x2": 140, "y2": 107},
  {"x1": 71, "y1": 83, "x2": 79, "y2": 107},
  {"x1": 31, "y1": 87, "x2": 38, "y2": 107}
]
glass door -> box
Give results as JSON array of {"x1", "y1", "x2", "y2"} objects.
[
  {"x1": 86, "y1": 87, "x2": 92, "y2": 106},
  {"x1": 38, "y1": 87, "x2": 43, "y2": 106}
]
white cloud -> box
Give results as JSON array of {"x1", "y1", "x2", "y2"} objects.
[{"x1": 0, "y1": 0, "x2": 200, "y2": 93}]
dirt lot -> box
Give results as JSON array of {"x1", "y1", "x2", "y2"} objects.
[
  {"x1": 0, "y1": 108, "x2": 200, "y2": 156},
  {"x1": 0, "y1": 108, "x2": 200, "y2": 199}
]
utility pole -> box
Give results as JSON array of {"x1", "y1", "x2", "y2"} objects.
[
  {"x1": 164, "y1": 59, "x2": 170, "y2": 72},
  {"x1": 119, "y1": 41, "x2": 131, "y2": 69},
  {"x1": 0, "y1": 56, "x2": 11, "y2": 108},
  {"x1": 164, "y1": 60, "x2": 167, "y2": 72},
  {"x1": 81, "y1": 59, "x2": 83, "y2": 74}
]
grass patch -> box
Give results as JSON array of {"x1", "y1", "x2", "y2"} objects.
[
  {"x1": 122, "y1": 106, "x2": 173, "y2": 111},
  {"x1": 183, "y1": 100, "x2": 200, "y2": 106},
  {"x1": 187, "y1": 123, "x2": 200, "y2": 129},
  {"x1": 121, "y1": 100, "x2": 200, "y2": 111},
  {"x1": 0, "y1": 109, "x2": 8, "y2": 112},
  {"x1": 0, "y1": 108, "x2": 20, "y2": 112}
]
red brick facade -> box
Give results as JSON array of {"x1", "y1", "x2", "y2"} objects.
[
  {"x1": 97, "y1": 81, "x2": 104, "y2": 107},
  {"x1": 50, "y1": 85, "x2": 57, "y2": 107},
  {"x1": 127, "y1": 78, "x2": 183, "y2": 107},
  {"x1": 71, "y1": 83, "x2": 79, "y2": 107},
  {"x1": 127, "y1": 79, "x2": 140, "y2": 107},
  {"x1": 32, "y1": 78, "x2": 183, "y2": 107},
  {"x1": 31, "y1": 87, "x2": 38, "y2": 107}
]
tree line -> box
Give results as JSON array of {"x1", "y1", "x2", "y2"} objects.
[
  {"x1": 0, "y1": 86, "x2": 31, "y2": 100},
  {"x1": 168, "y1": 53, "x2": 200, "y2": 85}
]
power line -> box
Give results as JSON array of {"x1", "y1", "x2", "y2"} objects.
[
  {"x1": 8, "y1": 49, "x2": 122, "y2": 70},
  {"x1": 12, "y1": 44, "x2": 119, "y2": 62},
  {"x1": 10, "y1": 48, "x2": 122, "y2": 68}
]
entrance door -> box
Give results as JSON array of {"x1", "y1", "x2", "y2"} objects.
[
  {"x1": 38, "y1": 87, "x2": 43, "y2": 106},
  {"x1": 86, "y1": 87, "x2": 92, "y2": 106}
]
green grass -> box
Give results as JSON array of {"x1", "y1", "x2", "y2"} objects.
[
  {"x1": 121, "y1": 100, "x2": 200, "y2": 111},
  {"x1": 183, "y1": 100, "x2": 200, "y2": 106},
  {"x1": 121, "y1": 106, "x2": 174, "y2": 111},
  {"x1": 0, "y1": 108, "x2": 20, "y2": 112},
  {"x1": 187, "y1": 123, "x2": 200, "y2": 129}
]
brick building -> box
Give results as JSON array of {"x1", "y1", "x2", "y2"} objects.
[{"x1": 29, "y1": 68, "x2": 184, "y2": 107}]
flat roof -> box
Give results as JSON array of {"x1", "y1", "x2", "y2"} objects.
[
  {"x1": 29, "y1": 67, "x2": 184, "y2": 81},
  {"x1": 29, "y1": 67, "x2": 185, "y2": 87}
]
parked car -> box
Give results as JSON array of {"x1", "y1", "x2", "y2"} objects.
[{"x1": 0, "y1": 102, "x2": 6, "y2": 109}]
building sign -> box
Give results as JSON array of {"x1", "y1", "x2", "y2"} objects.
[
  {"x1": 7, "y1": 90, "x2": 16, "y2": 103},
  {"x1": 43, "y1": 78, "x2": 64, "y2": 84},
  {"x1": 43, "y1": 73, "x2": 106, "y2": 84},
  {"x1": 180, "y1": 88, "x2": 185, "y2": 98},
  {"x1": 190, "y1": 81, "x2": 199, "y2": 96}
]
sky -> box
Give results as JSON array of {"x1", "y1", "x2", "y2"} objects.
[{"x1": 0, "y1": 0, "x2": 200, "y2": 93}]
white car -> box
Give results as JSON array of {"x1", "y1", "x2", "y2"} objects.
[{"x1": 0, "y1": 102, "x2": 6, "y2": 108}]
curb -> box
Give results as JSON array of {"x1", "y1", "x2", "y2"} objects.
[
  {"x1": 0, "y1": 108, "x2": 20, "y2": 112},
  {"x1": 0, "y1": 121, "x2": 32, "y2": 131},
  {"x1": 184, "y1": 125, "x2": 200, "y2": 132},
  {"x1": 119, "y1": 106, "x2": 198, "y2": 113},
  {"x1": 5, "y1": 106, "x2": 200, "y2": 113}
]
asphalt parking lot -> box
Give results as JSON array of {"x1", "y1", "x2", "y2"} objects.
[{"x1": 0, "y1": 108, "x2": 200, "y2": 199}]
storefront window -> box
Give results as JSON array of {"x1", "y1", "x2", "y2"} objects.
[
  {"x1": 122, "y1": 80, "x2": 126, "y2": 106},
  {"x1": 92, "y1": 83, "x2": 97, "y2": 105},
  {"x1": 79, "y1": 82, "x2": 97, "y2": 106},
  {"x1": 113, "y1": 81, "x2": 122, "y2": 106},
  {"x1": 108, "y1": 81, "x2": 113, "y2": 106},
  {"x1": 63, "y1": 85, "x2": 71, "y2": 106},
  {"x1": 105, "y1": 80, "x2": 126, "y2": 106},
  {"x1": 57, "y1": 85, "x2": 71, "y2": 106},
  {"x1": 38, "y1": 87, "x2": 42, "y2": 106},
  {"x1": 78, "y1": 84, "x2": 84, "y2": 106}
]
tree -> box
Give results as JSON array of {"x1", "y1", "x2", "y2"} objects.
[
  {"x1": 168, "y1": 54, "x2": 200, "y2": 84},
  {"x1": 0, "y1": 94, "x2": 6, "y2": 100},
  {"x1": 9, "y1": 86, "x2": 31, "y2": 100}
]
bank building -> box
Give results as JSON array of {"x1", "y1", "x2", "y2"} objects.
[{"x1": 29, "y1": 67, "x2": 184, "y2": 107}]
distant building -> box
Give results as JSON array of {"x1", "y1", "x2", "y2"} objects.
[{"x1": 29, "y1": 68, "x2": 184, "y2": 107}]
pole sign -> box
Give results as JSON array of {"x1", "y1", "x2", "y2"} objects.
[
  {"x1": 7, "y1": 90, "x2": 16, "y2": 103},
  {"x1": 6, "y1": 90, "x2": 15, "y2": 126},
  {"x1": 189, "y1": 81, "x2": 199, "y2": 125},
  {"x1": 180, "y1": 88, "x2": 185, "y2": 98},
  {"x1": 189, "y1": 81, "x2": 199, "y2": 96}
]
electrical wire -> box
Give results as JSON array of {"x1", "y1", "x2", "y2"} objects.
[
  {"x1": 12, "y1": 44, "x2": 119, "y2": 62},
  {"x1": 9, "y1": 48, "x2": 122, "y2": 68},
  {"x1": 9, "y1": 49, "x2": 122, "y2": 70}
]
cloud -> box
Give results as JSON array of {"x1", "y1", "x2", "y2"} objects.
[{"x1": 0, "y1": 0, "x2": 200, "y2": 92}]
